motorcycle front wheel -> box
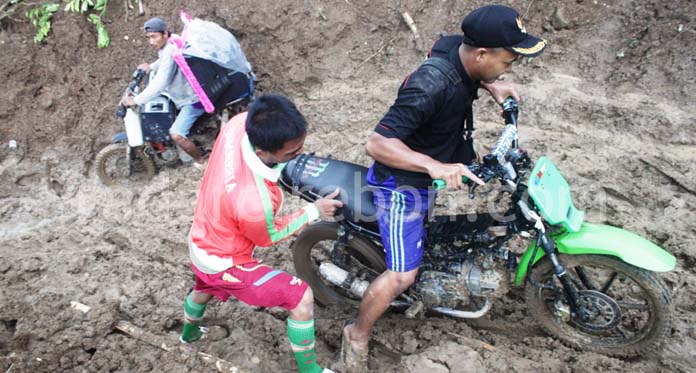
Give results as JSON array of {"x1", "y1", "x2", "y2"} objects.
[
  {"x1": 95, "y1": 143, "x2": 155, "y2": 186},
  {"x1": 525, "y1": 254, "x2": 672, "y2": 357},
  {"x1": 292, "y1": 222, "x2": 386, "y2": 306}
]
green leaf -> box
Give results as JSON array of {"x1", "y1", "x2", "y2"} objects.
[{"x1": 96, "y1": 23, "x2": 109, "y2": 48}]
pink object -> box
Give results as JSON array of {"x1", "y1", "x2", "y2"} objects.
[
  {"x1": 192, "y1": 261, "x2": 308, "y2": 310},
  {"x1": 169, "y1": 11, "x2": 216, "y2": 113}
]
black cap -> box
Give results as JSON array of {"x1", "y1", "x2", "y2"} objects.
[
  {"x1": 144, "y1": 17, "x2": 167, "y2": 33},
  {"x1": 461, "y1": 5, "x2": 546, "y2": 57}
]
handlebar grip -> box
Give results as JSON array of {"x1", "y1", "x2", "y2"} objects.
[
  {"x1": 116, "y1": 104, "x2": 127, "y2": 118},
  {"x1": 502, "y1": 96, "x2": 518, "y2": 125},
  {"x1": 432, "y1": 175, "x2": 470, "y2": 191}
]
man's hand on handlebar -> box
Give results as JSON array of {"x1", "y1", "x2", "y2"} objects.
[
  {"x1": 120, "y1": 95, "x2": 136, "y2": 108},
  {"x1": 137, "y1": 63, "x2": 151, "y2": 74},
  {"x1": 428, "y1": 162, "x2": 485, "y2": 190},
  {"x1": 481, "y1": 80, "x2": 520, "y2": 105}
]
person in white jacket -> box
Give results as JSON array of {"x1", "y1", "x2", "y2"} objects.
[{"x1": 121, "y1": 17, "x2": 205, "y2": 167}]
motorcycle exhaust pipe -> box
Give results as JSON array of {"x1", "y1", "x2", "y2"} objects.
[
  {"x1": 432, "y1": 299, "x2": 491, "y2": 319},
  {"x1": 319, "y1": 263, "x2": 370, "y2": 298}
]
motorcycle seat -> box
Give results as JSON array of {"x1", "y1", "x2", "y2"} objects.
[{"x1": 279, "y1": 153, "x2": 379, "y2": 236}]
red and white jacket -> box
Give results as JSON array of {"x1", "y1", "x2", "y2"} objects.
[{"x1": 189, "y1": 112, "x2": 319, "y2": 274}]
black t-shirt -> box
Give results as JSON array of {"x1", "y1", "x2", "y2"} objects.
[{"x1": 372, "y1": 35, "x2": 480, "y2": 188}]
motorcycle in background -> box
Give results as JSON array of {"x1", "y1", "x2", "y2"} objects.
[{"x1": 95, "y1": 68, "x2": 253, "y2": 186}]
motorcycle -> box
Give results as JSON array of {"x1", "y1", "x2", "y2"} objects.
[
  {"x1": 95, "y1": 68, "x2": 254, "y2": 186},
  {"x1": 278, "y1": 98, "x2": 676, "y2": 357}
]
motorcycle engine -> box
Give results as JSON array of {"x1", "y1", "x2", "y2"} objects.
[
  {"x1": 161, "y1": 148, "x2": 177, "y2": 162},
  {"x1": 416, "y1": 258, "x2": 509, "y2": 309}
]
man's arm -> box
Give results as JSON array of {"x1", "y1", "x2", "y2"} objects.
[
  {"x1": 132, "y1": 47, "x2": 175, "y2": 106},
  {"x1": 365, "y1": 132, "x2": 438, "y2": 175},
  {"x1": 148, "y1": 59, "x2": 160, "y2": 73},
  {"x1": 239, "y1": 187, "x2": 343, "y2": 247},
  {"x1": 365, "y1": 132, "x2": 483, "y2": 189}
]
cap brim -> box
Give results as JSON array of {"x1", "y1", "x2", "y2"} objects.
[{"x1": 506, "y1": 34, "x2": 547, "y2": 57}]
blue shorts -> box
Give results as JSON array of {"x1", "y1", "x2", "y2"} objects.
[
  {"x1": 367, "y1": 167, "x2": 436, "y2": 272},
  {"x1": 169, "y1": 103, "x2": 206, "y2": 138}
]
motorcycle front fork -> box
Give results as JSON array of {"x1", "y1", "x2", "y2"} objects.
[
  {"x1": 536, "y1": 231, "x2": 589, "y2": 322},
  {"x1": 126, "y1": 146, "x2": 135, "y2": 176}
]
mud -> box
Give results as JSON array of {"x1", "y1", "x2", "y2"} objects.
[{"x1": 1, "y1": 0, "x2": 695, "y2": 372}]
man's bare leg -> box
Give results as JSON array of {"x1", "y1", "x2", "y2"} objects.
[
  {"x1": 172, "y1": 134, "x2": 203, "y2": 164},
  {"x1": 287, "y1": 288, "x2": 329, "y2": 372},
  {"x1": 344, "y1": 268, "x2": 418, "y2": 352}
]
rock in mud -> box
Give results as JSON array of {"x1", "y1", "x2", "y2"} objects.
[
  {"x1": 551, "y1": 7, "x2": 571, "y2": 29},
  {"x1": 401, "y1": 341, "x2": 484, "y2": 372},
  {"x1": 402, "y1": 331, "x2": 418, "y2": 354}
]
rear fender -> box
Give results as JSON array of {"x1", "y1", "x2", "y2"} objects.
[{"x1": 515, "y1": 223, "x2": 676, "y2": 285}]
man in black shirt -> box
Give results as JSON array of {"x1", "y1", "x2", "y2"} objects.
[{"x1": 341, "y1": 5, "x2": 546, "y2": 370}]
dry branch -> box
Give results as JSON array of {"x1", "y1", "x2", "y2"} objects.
[
  {"x1": 401, "y1": 11, "x2": 425, "y2": 52},
  {"x1": 353, "y1": 35, "x2": 399, "y2": 72},
  {"x1": 445, "y1": 331, "x2": 497, "y2": 352},
  {"x1": 639, "y1": 157, "x2": 696, "y2": 196},
  {"x1": 114, "y1": 320, "x2": 251, "y2": 373}
]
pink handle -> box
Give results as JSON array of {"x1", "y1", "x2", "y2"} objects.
[{"x1": 168, "y1": 10, "x2": 215, "y2": 113}]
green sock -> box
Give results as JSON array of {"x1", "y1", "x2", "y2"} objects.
[
  {"x1": 287, "y1": 318, "x2": 323, "y2": 373},
  {"x1": 180, "y1": 293, "x2": 207, "y2": 343}
]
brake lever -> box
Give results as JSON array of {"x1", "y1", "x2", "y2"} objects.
[
  {"x1": 467, "y1": 164, "x2": 497, "y2": 199},
  {"x1": 468, "y1": 183, "x2": 478, "y2": 199}
]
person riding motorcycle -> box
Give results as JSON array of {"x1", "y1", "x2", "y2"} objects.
[
  {"x1": 340, "y1": 5, "x2": 547, "y2": 371},
  {"x1": 120, "y1": 17, "x2": 205, "y2": 168}
]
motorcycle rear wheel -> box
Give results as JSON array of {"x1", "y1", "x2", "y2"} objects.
[
  {"x1": 95, "y1": 143, "x2": 156, "y2": 186},
  {"x1": 525, "y1": 254, "x2": 672, "y2": 357},
  {"x1": 292, "y1": 222, "x2": 386, "y2": 306}
]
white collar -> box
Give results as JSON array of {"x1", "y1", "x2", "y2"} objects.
[{"x1": 241, "y1": 134, "x2": 281, "y2": 182}]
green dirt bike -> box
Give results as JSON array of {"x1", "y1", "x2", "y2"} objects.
[{"x1": 279, "y1": 98, "x2": 675, "y2": 357}]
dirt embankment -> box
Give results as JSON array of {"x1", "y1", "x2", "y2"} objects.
[{"x1": 1, "y1": 0, "x2": 694, "y2": 372}]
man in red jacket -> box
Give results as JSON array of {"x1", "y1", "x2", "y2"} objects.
[{"x1": 180, "y1": 94, "x2": 342, "y2": 373}]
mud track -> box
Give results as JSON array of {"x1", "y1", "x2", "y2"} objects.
[{"x1": 1, "y1": 0, "x2": 694, "y2": 371}]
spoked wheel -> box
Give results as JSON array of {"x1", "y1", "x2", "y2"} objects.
[
  {"x1": 95, "y1": 143, "x2": 155, "y2": 186},
  {"x1": 292, "y1": 222, "x2": 386, "y2": 306},
  {"x1": 525, "y1": 254, "x2": 672, "y2": 357}
]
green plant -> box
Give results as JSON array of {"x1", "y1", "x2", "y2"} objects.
[
  {"x1": 64, "y1": 0, "x2": 109, "y2": 48},
  {"x1": 24, "y1": 0, "x2": 110, "y2": 48},
  {"x1": 25, "y1": 2, "x2": 59, "y2": 44}
]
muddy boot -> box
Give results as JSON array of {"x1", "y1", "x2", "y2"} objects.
[
  {"x1": 180, "y1": 292, "x2": 207, "y2": 343},
  {"x1": 340, "y1": 320, "x2": 369, "y2": 372}
]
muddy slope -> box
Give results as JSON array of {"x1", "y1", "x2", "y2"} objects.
[{"x1": 1, "y1": 0, "x2": 694, "y2": 372}]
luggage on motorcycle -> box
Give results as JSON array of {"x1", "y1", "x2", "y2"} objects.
[
  {"x1": 279, "y1": 153, "x2": 379, "y2": 235},
  {"x1": 170, "y1": 11, "x2": 254, "y2": 113},
  {"x1": 139, "y1": 95, "x2": 176, "y2": 142},
  {"x1": 183, "y1": 56, "x2": 252, "y2": 110}
]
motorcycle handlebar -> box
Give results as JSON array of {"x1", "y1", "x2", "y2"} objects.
[
  {"x1": 116, "y1": 104, "x2": 127, "y2": 118},
  {"x1": 115, "y1": 69, "x2": 146, "y2": 118},
  {"x1": 432, "y1": 97, "x2": 520, "y2": 192},
  {"x1": 502, "y1": 96, "x2": 518, "y2": 126}
]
